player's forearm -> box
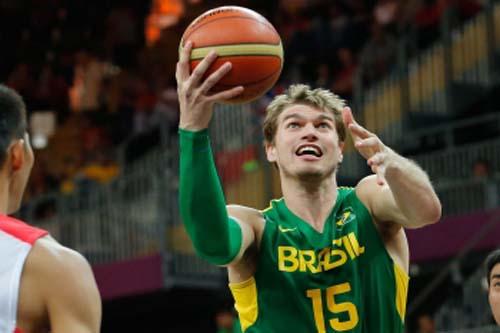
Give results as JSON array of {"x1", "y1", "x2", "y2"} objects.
[
  {"x1": 385, "y1": 152, "x2": 442, "y2": 227},
  {"x1": 178, "y1": 128, "x2": 242, "y2": 265}
]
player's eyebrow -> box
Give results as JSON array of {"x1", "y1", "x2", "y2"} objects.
[
  {"x1": 491, "y1": 274, "x2": 500, "y2": 282},
  {"x1": 282, "y1": 113, "x2": 335, "y2": 123}
]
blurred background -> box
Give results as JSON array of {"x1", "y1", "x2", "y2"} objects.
[{"x1": 1, "y1": 0, "x2": 499, "y2": 332}]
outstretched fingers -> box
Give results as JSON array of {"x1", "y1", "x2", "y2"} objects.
[
  {"x1": 199, "y1": 62, "x2": 233, "y2": 94},
  {"x1": 207, "y1": 86, "x2": 244, "y2": 102},
  {"x1": 188, "y1": 50, "x2": 218, "y2": 89},
  {"x1": 355, "y1": 136, "x2": 379, "y2": 149},
  {"x1": 349, "y1": 123, "x2": 373, "y2": 140}
]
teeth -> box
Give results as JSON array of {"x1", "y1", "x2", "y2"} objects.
[{"x1": 297, "y1": 146, "x2": 321, "y2": 156}]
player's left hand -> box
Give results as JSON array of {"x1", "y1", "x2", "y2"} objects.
[{"x1": 342, "y1": 106, "x2": 395, "y2": 186}]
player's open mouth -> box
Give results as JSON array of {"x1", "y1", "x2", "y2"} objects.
[{"x1": 295, "y1": 144, "x2": 323, "y2": 157}]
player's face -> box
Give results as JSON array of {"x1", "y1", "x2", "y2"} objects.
[
  {"x1": 489, "y1": 263, "x2": 500, "y2": 325},
  {"x1": 8, "y1": 133, "x2": 34, "y2": 214},
  {"x1": 266, "y1": 104, "x2": 343, "y2": 181}
]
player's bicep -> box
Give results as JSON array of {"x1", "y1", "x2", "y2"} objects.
[
  {"x1": 224, "y1": 205, "x2": 259, "y2": 266},
  {"x1": 44, "y1": 249, "x2": 102, "y2": 333},
  {"x1": 226, "y1": 216, "x2": 255, "y2": 265}
]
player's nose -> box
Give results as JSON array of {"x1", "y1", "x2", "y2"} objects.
[{"x1": 301, "y1": 123, "x2": 319, "y2": 141}]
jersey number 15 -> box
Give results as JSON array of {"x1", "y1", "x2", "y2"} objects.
[{"x1": 306, "y1": 282, "x2": 359, "y2": 332}]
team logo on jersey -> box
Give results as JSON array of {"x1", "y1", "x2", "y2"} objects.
[
  {"x1": 278, "y1": 225, "x2": 298, "y2": 233},
  {"x1": 336, "y1": 207, "x2": 355, "y2": 230}
]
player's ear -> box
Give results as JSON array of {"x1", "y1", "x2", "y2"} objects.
[
  {"x1": 338, "y1": 141, "x2": 344, "y2": 164},
  {"x1": 8, "y1": 139, "x2": 25, "y2": 173},
  {"x1": 265, "y1": 141, "x2": 277, "y2": 163}
]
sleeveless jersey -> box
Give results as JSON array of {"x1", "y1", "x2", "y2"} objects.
[
  {"x1": 0, "y1": 215, "x2": 48, "y2": 333},
  {"x1": 229, "y1": 187, "x2": 409, "y2": 333}
]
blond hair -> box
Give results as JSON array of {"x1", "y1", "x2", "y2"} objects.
[{"x1": 263, "y1": 84, "x2": 346, "y2": 144}]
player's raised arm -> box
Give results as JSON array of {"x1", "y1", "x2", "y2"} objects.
[
  {"x1": 177, "y1": 41, "x2": 253, "y2": 266},
  {"x1": 344, "y1": 107, "x2": 442, "y2": 228}
]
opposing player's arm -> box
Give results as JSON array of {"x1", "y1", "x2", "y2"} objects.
[{"x1": 34, "y1": 240, "x2": 101, "y2": 333}]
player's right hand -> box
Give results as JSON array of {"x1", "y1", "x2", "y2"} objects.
[{"x1": 176, "y1": 40, "x2": 244, "y2": 131}]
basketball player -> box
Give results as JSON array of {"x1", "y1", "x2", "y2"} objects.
[
  {"x1": 485, "y1": 249, "x2": 500, "y2": 325},
  {"x1": 176, "y1": 41, "x2": 441, "y2": 332},
  {"x1": 0, "y1": 85, "x2": 101, "y2": 333}
]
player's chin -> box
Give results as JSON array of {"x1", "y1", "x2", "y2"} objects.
[{"x1": 295, "y1": 167, "x2": 327, "y2": 180}]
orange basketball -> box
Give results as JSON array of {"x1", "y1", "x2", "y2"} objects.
[{"x1": 180, "y1": 6, "x2": 283, "y2": 104}]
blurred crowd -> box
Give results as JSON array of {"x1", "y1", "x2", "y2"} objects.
[{"x1": 0, "y1": 0, "x2": 484, "y2": 211}]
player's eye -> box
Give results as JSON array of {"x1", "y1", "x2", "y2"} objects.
[
  {"x1": 287, "y1": 122, "x2": 300, "y2": 128},
  {"x1": 317, "y1": 122, "x2": 330, "y2": 129}
]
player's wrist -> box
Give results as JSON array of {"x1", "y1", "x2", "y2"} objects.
[
  {"x1": 178, "y1": 121, "x2": 210, "y2": 132},
  {"x1": 179, "y1": 128, "x2": 211, "y2": 152},
  {"x1": 178, "y1": 127, "x2": 209, "y2": 136}
]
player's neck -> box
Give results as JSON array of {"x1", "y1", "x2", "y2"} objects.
[
  {"x1": 281, "y1": 175, "x2": 338, "y2": 233},
  {"x1": 0, "y1": 180, "x2": 9, "y2": 215}
]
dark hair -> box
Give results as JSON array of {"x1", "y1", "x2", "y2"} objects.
[
  {"x1": 485, "y1": 249, "x2": 500, "y2": 285},
  {"x1": 0, "y1": 84, "x2": 27, "y2": 165}
]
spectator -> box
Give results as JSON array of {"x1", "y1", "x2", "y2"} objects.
[
  {"x1": 485, "y1": 249, "x2": 500, "y2": 326},
  {"x1": 314, "y1": 63, "x2": 332, "y2": 89},
  {"x1": 359, "y1": 22, "x2": 398, "y2": 86},
  {"x1": 69, "y1": 50, "x2": 107, "y2": 113},
  {"x1": 106, "y1": 4, "x2": 139, "y2": 67},
  {"x1": 414, "y1": 0, "x2": 447, "y2": 49},
  {"x1": 332, "y1": 47, "x2": 357, "y2": 100},
  {"x1": 374, "y1": 0, "x2": 399, "y2": 31},
  {"x1": 7, "y1": 63, "x2": 36, "y2": 106},
  {"x1": 80, "y1": 151, "x2": 120, "y2": 185}
]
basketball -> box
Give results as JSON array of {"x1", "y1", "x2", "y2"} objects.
[{"x1": 180, "y1": 6, "x2": 283, "y2": 104}]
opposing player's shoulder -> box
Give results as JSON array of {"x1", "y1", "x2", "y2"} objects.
[
  {"x1": 29, "y1": 237, "x2": 89, "y2": 270},
  {"x1": 25, "y1": 236, "x2": 101, "y2": 332},
  {"x1": 26, "y1": 236, "x2": 97, "y2": 295}
]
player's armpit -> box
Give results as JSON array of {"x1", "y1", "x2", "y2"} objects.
[{"x1": 35, "y1": 241, "x2": 101, "y2": 333}]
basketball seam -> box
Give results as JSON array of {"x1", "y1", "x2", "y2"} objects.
[
  {"x1": 182, "y1": 16, "x2": 280, "y2": 46},
  {"x1": 190, "y1": 44, "x2": 283, "y2": 60},
  {"x1": 191, "y1": 54, "x2": 283, "y2": 60},
  {"x1": 212, "y1": 67, "x2": 281, "y2": 87}
]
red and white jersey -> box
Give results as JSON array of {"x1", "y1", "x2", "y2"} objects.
[{"x1": 0, "y1": 215, "x2": 48, "y2": 333}]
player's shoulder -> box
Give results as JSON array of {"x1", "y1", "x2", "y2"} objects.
[
  {"x1": 227, "y1": 204, "x2": 264, "y2": 219},
  {"x1": 26, "y1": 237, "x2": 94, "y2": 287},
  {"x1": 227, "y1": 204, "x2": 265, "y2": 227}
]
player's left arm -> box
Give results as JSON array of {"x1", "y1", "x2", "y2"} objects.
[
  {"x1": 344, "y1": 107, "x2": 442, "y2": 228},
  {"x1": 36, "y1": 240, "x2": 102, "y2": 333}
]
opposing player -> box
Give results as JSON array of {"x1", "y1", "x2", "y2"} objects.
[
  {"x1": 485, "y1": 249, "x2": 500, "y2": 325},
  {"x1": 0, "y1": 85, "x2": 101, "y2": 333},
  {"x1": 177, "y1": 41, "x2": 441, "y2": 332}
]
